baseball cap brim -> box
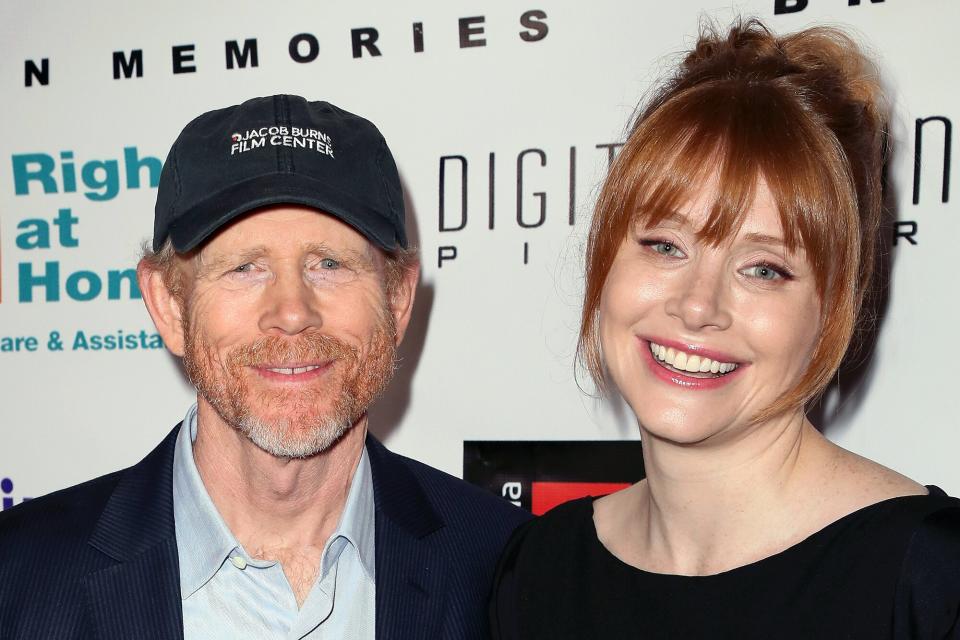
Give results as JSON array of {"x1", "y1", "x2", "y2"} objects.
[{"x1": 165, "y1": 172, "x2": 404, "y2": 253}]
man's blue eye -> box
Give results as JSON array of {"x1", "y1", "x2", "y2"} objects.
[
  {"x1": 234, "y1": 263, "x2": 254, "y2": 273},
  {"x1": 320, "y1": 258, "x2": 340, "y2": 269}
]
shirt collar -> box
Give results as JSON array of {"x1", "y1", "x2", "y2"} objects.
[
  {"x1": 171, "y1": 404, "x2": 377, "y2": 598},
  {"x1": 330, "y1": 442, "x2": 376, "y2": 581},
  {"x1": 172, "y1": 405, "x2": 239, "y2": 599}
]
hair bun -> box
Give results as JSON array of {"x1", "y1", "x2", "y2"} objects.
[
  {"x1": 683, "y1": 19, "x2": 796, "y2": 82},
  {"x1": 679, "y1": 20, "x2": 885, "y2": 133}
]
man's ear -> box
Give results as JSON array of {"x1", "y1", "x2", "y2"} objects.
[
  {"x1": 390, "y1": 261, "x2": 420, "y2": 346},
  {"x1": 138, "y1": 259, "x2": 187, "y2": 357}
]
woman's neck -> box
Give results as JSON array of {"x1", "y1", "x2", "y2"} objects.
[{"x1": 598, "y1": 412, "x2": 839, "y2": 575}]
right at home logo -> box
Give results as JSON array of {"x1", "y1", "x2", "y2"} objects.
[{"x1": 7, "y1": 146, "x2": 160, "y2": 304}]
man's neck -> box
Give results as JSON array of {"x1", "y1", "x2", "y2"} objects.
[{"x1": 192, "y1": 400, "x2": 368, "y2": 556}]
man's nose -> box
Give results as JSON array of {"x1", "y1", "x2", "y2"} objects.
[
  {"x1": 663, "y1": 258, "x2": 733, "y2": 332},
  {"x1": 258, "y1": 271, "x2": 323, "y2": 335}
]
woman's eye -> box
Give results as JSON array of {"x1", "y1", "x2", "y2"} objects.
[
  {"x1": 640, "y1": 239, "x2": 685, "y2": 258},
  {"x1": 743, "y1": 264, "x2": 784, "y2": 281}
]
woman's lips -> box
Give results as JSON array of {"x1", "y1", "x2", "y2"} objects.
[
  {"x1": 641, "y1": 336, "x2": 741, "y2": 365},
  {"x1": 639, "y1": 338, "x2": 746, "y2": 390}
]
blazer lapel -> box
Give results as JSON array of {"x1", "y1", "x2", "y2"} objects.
[
  {"x1": 367, "y1": 435, "x2": 449, "y2": 639},
  {"x1": 85, "y1": 426, "x2": 184, "y2": 640}
]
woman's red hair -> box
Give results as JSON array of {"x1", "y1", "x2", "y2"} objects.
[{"x1": 579, "y1": 20, "x2": 887, "y2": 422}]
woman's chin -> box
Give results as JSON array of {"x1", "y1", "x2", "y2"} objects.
[{"x1": 631, "y1": 404, "x2": 740, "y2": 447}]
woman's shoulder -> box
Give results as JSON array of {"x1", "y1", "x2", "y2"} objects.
[
  {"x1": 812, "y1": 444, "x2": 944, "y2": 536},
  {"x1": 492, "y1": 496, "x2": 602, "y2": 590},
  {"x1": 887, "y1": 486, "x2": 960, "y2": 564},
  {"x1": 489, "y1": 497, "x2": 601, "y2": 640},
  {"x1": 501, "y1": 496, "x2": 597, "y2": 562},
  {"x1": 821, "y1": 483, "x2": 960, "y2": 555},
  {"x1": 889, "y1": 491, "x2": 960, "y2": 637},
  {"x1": 900, "y1": 491, "x2": 960, "y2": 548}
]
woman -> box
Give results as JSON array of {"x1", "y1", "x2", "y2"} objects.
[{"x1": 491, "y1": 19, "x2": 960, "y2": 639}]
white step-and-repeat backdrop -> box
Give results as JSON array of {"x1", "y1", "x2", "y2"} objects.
[{"x1": 1, "y1": 0, "x2": 956, "y2": 509}]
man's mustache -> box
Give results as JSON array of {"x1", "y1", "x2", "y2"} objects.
[{"x1": 226, "y1": 332, "x2": 358, "y2": 368}]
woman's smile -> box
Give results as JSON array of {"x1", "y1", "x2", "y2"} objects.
[{"x1": 641, "y1": 337, "x2": 747, "y2": 390}]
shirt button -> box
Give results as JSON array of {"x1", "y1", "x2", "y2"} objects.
[{"x1": 230, "y1": 556, "x2": 247, "y2": 570}]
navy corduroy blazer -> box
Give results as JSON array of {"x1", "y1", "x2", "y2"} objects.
[{"x1": 0, "y1": 425, "x2": 530, "y2": 639}]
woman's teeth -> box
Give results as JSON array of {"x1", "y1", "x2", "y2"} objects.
[{"x1": 648, "y1": 342, "x2": 738, "y2": 376}]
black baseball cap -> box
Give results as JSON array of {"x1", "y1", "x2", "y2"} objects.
[{"x1": 153, "y1": 95, "x2": 407, "y2": 253}]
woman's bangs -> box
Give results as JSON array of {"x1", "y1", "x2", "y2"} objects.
[
  {"x1": 625, "y1": 87, "x2": 764, "y2": 249},
  {"x1": 626, "y1": 83, "x2": 845, "y2": 294}
]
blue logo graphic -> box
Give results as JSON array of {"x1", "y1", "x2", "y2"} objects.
[{"x1": 1, "y1": 477, "x2": 31, "y2": 510}]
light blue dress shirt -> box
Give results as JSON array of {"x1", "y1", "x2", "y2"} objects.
[{"x1": 172, "y1": 405, "x2": 376, "y2": 639}]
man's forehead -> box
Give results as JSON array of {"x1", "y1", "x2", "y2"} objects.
[
  {"x1": 202, "y1": 241, "x2": 375, "y2": 261},
  {"x1": 199, "y1": 206, "x2": 378, "y2": 256}
]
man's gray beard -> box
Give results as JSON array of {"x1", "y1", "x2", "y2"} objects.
[
  {"x1": 195, "y1": 371, "x2": 365, "y2": 459},
  {"x1": 182, "y1": 320, "x2": 396, "y2": 460},
  {"x1": 234, "y1": 411, "x2": 352, "y2": 459}
]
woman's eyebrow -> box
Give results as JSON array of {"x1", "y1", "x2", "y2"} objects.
[
  {"x1": 635, "y1": 209, "x2": 688, "y2": 229},
  {"x1": 742, "y1": 232, "x2": 786, "y2": 247}
]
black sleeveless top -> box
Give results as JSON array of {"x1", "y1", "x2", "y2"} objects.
[{"x1": 490, "y1": 488, "x2": 960, "y2": 639}]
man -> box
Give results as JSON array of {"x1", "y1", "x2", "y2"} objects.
[{"x1": 0, "y1": 95, "x2": 530, "y2": 639}]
